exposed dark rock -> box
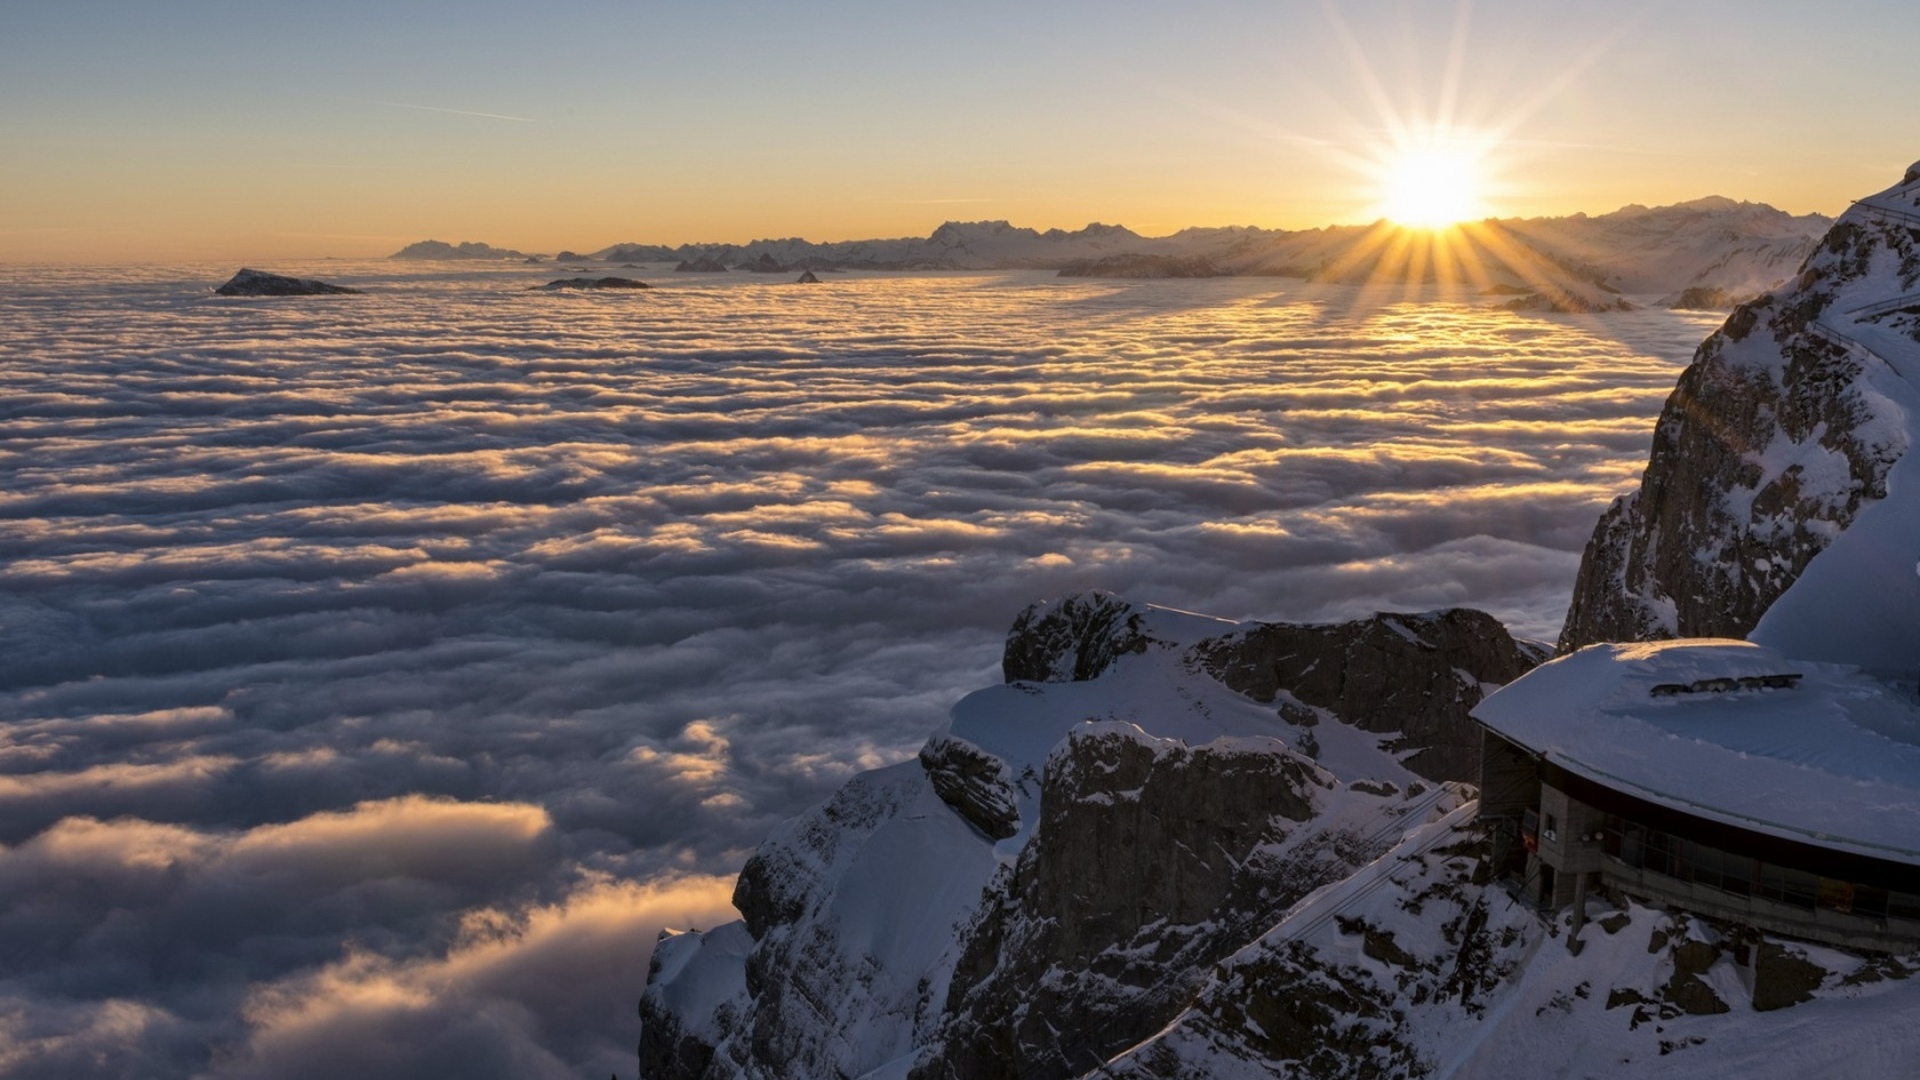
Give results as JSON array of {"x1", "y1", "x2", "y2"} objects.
[
  {"x1": 1752, "y1": 941, "x2": 1827, "y2": 1011},
  {"x1": 739, "y1": 253, "x2": 786, "y2": 273},
  {"x1": 213, "y1": 268, "x2": 360, "y2": 296},
  {"x1": 1661, "y1": 938, "x2": 1730, "y2": 1016},
  {"x1": 915, "y1": 725, "x2": 1328, "y2": 1080},
  {"x1": 919, "y1": 734, "x2": 1020, "y2": 840},
  {"x1": 531, "y1": 276, "x2": 651, "y2": 290},
  {"x1": 1002, "y1": 592, "x2": 1157, "y2": 683},
  {"x1": 676, "y1": 255, "x2": 731, "y2": 272},
  {"x1": 1189, "y1": 608, "x2": 1546, "y2": 780},
  {"x1": 796, "y1": 269, "x2": 820, "y2": 284},
  {"x1": 1002, "y1": 594, "x2": 1542, "y2": 782}
]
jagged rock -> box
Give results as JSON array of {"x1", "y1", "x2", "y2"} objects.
[
  {"x1": 1189, "y1": 609, "x2": 1546, "y2": 780},
  {"x1": 676, "y1": 255, "x2": 730, "y2": 272},
  {"x1": 795, "y1": 270, "x2": 820, "y2": 284},
  {"x1": 1752, "y1": 941, "x2": 1827, "y2": 1011},
  {"x1": 213, "y1": 268, "x2": 360, "y2": 296},
  {"x1": 1001, "y1": 592, "x2": 1156, "y2": 683},
  {"x1": 919, "y1": 735, "x2": 1019, "y2": 840},
  {"x1": 913, "y1": 724, "x2": 1331, "y2": 1080},
  {"x1": 739, "y1": 253, "x2": 786, "y2": 273},
  {"x1": 1557, "y1": 176, "x2": 1915, "y2": 652},
  {"x1": 1001, "y1": 595, "x2": 1542, "y2": 781},
  {"x1": 1661, "y1": 938, "x2": 1731, "y2": 1016},
  {"x1": 531, "y1": 276, "x2": 651, "y2": 290},
  {"x1": 1097, "y1": 821, "x2": 1533, "y2": 1080}
]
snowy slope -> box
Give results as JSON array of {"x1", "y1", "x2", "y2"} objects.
[
  {"x1": 1104, "y1": 807, "x2": 1920, "y2": 1080},
  {"x1": 640, "y1": 595, "x2": 1539, "y2": 1080},
  {"x1": 1747, "y1": 166, "x2": 1920, "y2": 670}
]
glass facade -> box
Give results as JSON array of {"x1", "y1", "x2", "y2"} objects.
[{"x1": 1602, "y1": 814, "x2": 1920, "y2": 923}]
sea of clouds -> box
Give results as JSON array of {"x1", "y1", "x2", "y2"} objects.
[{"x1": 0, "y1": 261, "x2": 1723, "y2": 1077}]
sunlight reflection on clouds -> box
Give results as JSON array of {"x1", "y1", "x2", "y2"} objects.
[{"x1": 0, "y1": 262, "x2": 1722, "y2": 1076}]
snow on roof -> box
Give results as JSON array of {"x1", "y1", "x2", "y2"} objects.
[{"x1": 1471, "y1": 639, "x2": 1920, "y2": 866}]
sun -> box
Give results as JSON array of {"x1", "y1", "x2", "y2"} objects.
[{"x1": 1378, "y1": 146, "x2": 1484, "y2": 229}]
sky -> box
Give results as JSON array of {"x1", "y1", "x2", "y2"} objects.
[{"x1": 3, "y1": 0, "x2": 1918, "y2": 262}]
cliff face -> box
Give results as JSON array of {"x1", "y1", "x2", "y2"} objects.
[
  {"x1": 639, "y1": 593, "x2": 1541, "y2": 1080},
  {"x1": 644, "y1": 575, "x2": 1920, "y2": 1080},
  {"x1": 1558, "y1": 169, "x2": 1920, "y2": 653},
  {"x1": 915, "y1": 725, "x2": 1378, "y2": 1080}
]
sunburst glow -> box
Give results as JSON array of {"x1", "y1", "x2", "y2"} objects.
[{"x1": 1379, "y1": 146, "x2": 1484, "y2": 228}]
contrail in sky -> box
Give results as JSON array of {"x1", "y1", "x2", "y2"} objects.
[{"x1": 378, "y1": 101, "x2": 536, "y2": 123}]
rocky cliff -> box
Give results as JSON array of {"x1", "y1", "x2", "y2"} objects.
[
  {"x1": 641, "y1": 591, "x2": 1920, "y2": 1080},
  {"x1": 1558, "y1": 165, "x2": 1920, "y2": 652},
  {"x1": 639, "y1": 593, "x2": 1541, "y2": 1079}
]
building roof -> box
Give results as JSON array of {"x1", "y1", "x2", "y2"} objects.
[{"x1": 1472, "y1": 639, "x2": 1920, "y2": 868}]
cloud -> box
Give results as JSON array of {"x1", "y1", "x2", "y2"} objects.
[
  {"x1": 208, "y1": 875, "x2": 736, "y2": 1080},
  {"x1": 0, "y1": 263, "x2": 1712, "y2": 1075}
]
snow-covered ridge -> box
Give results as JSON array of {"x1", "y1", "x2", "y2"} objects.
[
  {"x1": 641, "y1": 593, "x2": 1920, "y2": 1079},
  {"x1": 638, "y1": 593, "x2": 1542, "y2": 1080}
]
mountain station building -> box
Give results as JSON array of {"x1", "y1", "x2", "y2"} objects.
[{"x1": 1472, "y1": 639, "x2": 1920, "y2": 953}]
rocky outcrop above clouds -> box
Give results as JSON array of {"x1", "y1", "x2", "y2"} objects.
[
  {"x1": 214, "y1": 268, "x2": 360, "y2": 296},
  {"x1": 1187, "y1": 608, "x2": 1546, "y2": 781},
  {"x1": 1005, "y1": 593, "x2": 1544, "y2": 782},
  {"x1": 1558, "y1": 168, "x2": 1919, "y2": 652},
  {"x1": 911, "y1": 724, "x2": 1349, "y2": 1080},
  {"x1": 638, "y1": 591, "x2": 1546, "y2": 1079},
  {"x1": 642, "y1": 601, "x2": 1919, "y2": 1078},
  {"x1": 531, "y1": 276, "x2": 651, "y2": 290},
  {"x1": 388, "y1": 239, "x2": 531, "y2": 260},
  {"x1": 480, "y1": 197, "x2": 1830, "y2": 293}
]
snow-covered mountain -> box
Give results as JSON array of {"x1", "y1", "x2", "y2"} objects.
[
  {"x1": 639, "y1": 595, "x2": 1538, "y2": 1080},
  {"x1": 395, "y1": 198, "x2": 1830, "y2": 300},
  {"x1": 640, "y1": 592, "x2": 1919, "y2": 1079},
  {"x1": 1559, "y1": 164, "x2": 1920, "y2": 653},
  {"x1": 638, "y1": 165, "x2": 1920, "y2": 1080}
]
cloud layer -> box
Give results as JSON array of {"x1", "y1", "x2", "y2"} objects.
[{"x1": 0, "y1": 261, "x2": 1723, "y2": 1076}]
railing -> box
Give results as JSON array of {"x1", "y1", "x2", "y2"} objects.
[{"x1": 1852, "y1": 197, "x2": 1920, "y2": 229}]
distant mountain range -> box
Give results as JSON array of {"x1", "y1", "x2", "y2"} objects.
[{"x1": 392, "y1": 198, "x2": 1832, "y2": 309}]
